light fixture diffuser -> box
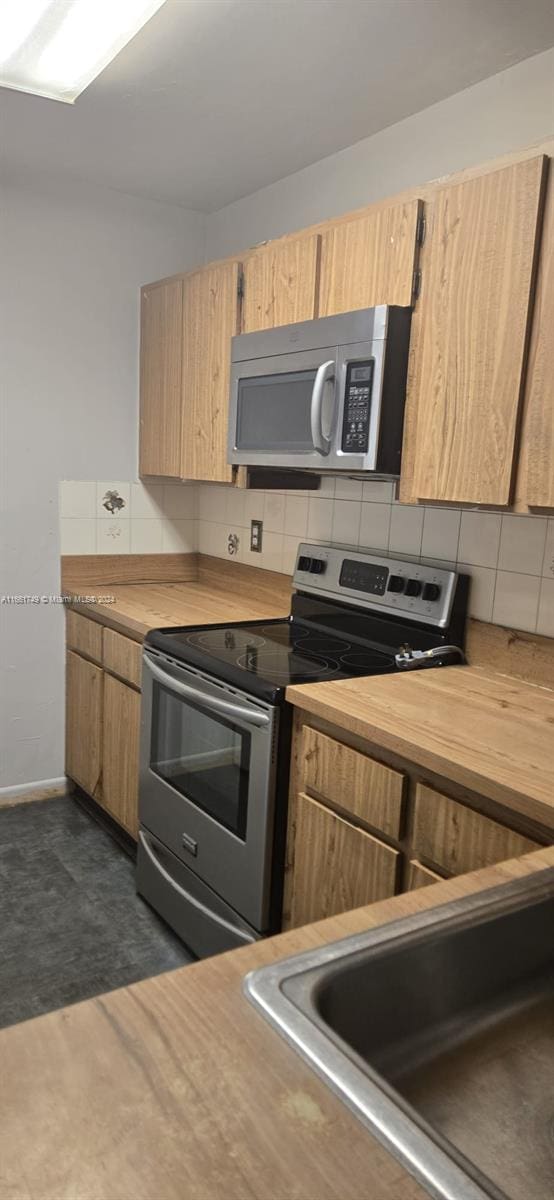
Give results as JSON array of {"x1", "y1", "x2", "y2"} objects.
[{"x1": 0, "y1": 0, "x2": 168, "y2": 103}]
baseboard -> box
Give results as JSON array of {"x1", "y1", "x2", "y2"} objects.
[{"x1": 0, "y1": 777, "x2": 69, "y2": 809}]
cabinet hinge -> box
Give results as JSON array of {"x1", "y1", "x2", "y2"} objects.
[
  {"x1": 416, "y1": 213, "x2": 426, "y2": 246},
  {"x1": 237, "y1": 271, "x2": 244, "y2": 301},
  {"x1": 412, "y1": 267, "x2": 422, "y2": 303}
]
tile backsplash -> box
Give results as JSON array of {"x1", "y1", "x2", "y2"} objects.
[
  {"x1": 59, "y1": 477, "x2": 554, "y2": 637},
  {"x1": 196, "y1": 477, "x2": 554, "y2": 638},
  {"x1": 59, "y1": 480, "x2": 196, "y2": 556}
]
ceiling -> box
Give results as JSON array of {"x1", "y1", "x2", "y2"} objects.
[{"x1": 1, "y1": 0, "x2": 553, "y2": 213}]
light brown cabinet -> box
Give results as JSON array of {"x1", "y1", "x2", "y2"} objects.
[
  {"x1": 65, "y1": 615, "x2": 142, "y2": 840},
  {"x1": 139, "y1": 279, "x2": 184, "y2": 478},
  {"x1": 140, "y1": 262, "x2": 241, "y2": 483},
  {"x1": 241, "y1": 233, "x2": 320, "y2": 333},
  {"x1": 283, "y1": 716, "x2": 548, "y2": 929},
  {"x1": 287, "y1": 792, "x2": 398, "y2": 927},
  {"x1": 318, "y1": 199, "x2": 421, "y2": 317},
  {"x1": 412, "y1": 784, "x2": 539, "y2": 875},
  {"x1": 181, "y1": 261, "x2": 241, "y2": 483},
  {"x1": 517, "y1": 160, "x2": 554, "y2": 508},
  {"x1": 65, "y1": 650, "x2": 103, "y2": 801},
  {"x1": 102, "y1": 674, "x2": 141, "y2": 838},
  {"x1": 404, "y1": 155, "x2": 546, "y2": 505}
]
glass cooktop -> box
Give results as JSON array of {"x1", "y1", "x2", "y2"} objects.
[{"x1": 164, "y1": 620, "x2": 395, "y2": 689}]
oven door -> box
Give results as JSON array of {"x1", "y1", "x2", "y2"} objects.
[{"x1": 140, "y1": 650, "x2": 278, "y2": 931}]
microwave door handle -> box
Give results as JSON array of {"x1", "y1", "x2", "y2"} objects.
[
  {"x1": 138, "y1": 832, "x2": 257, "y2": 945},
  {"x1": 143, "y1": 652, "x2": 270, "y2": 728},
  {"x1": 310, "y1": 359, "x2": 335, "y2": 455}
]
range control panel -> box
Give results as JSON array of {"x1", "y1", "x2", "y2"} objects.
[
  {"x1": 341, "y1": 361, "x2": 374, "y2": 452},
  {"x1": 293, "y1": 543, "x2": 458, "y2": 629}
]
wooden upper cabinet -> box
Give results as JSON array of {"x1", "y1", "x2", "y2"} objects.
[
  {"x1": 139, "y1": 279, "x2": 183, "y2": 477},
  {"x1": 406, "y1": 155, "x2": 546, "y2": 505},
  {"x1": 319, "y1": 199, "x2": 422, "y2": 316},
  {"x1": 241, "y1": 233, "x2": 320, "y2": 332},
  {"x1": 181, "y1": 261, "x2": 241, "y2": 483},
  {"x1": 517, "y1": 160, "x2": 554, "y2": 508}
]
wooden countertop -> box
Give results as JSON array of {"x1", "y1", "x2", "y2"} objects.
[
  {"x1": 1, "y1": 847, "x2": 551, "y2": 1200},
  {"x1": 287, "y1": 666, "x2": 554, "y2": 830},
  {"x1": 65, "y1": 557, "x2": 292, "y2": 640}
]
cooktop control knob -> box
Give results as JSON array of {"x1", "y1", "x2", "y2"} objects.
[
  {"x1": 310, "y1": 558, "x2": 326, "y2": 575},
  {"x1": 405, "y1": 578, "x2": 422, "y2": 597},
  {"x1": 298, "y1": 555, "x2": 312, "y2": 572},
  {"x1": 422, "y1": 582, "x2": 441, "y2": 602},
  {"x1": 387, "y1": 575, "x2": 405, "y2": 594}
]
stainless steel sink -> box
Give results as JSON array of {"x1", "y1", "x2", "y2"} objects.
[{"x1": 245, "y1": 868, "x2": 554, "y2": 1200}]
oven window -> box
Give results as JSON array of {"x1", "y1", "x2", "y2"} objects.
[
  {"x1": 150, "y1": 685, "x2": 251, "y2": 839},
  {"x1": 236, "y1": 369, "x2": 316, "y2": 452}
]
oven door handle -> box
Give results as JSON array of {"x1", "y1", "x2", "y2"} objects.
[
  {"x1": 139, "y1": 832, "x2": 257, "y2": 945},
  {"x1": 310, "y1": 359, "x2": 335, "y2": 455},
  {"x1": 143, "y1": 652, "x2": 270, "y2": 727}
]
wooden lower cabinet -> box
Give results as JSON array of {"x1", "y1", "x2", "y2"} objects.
[
  {"x1": 285, "y1": 792, "x2": 399, "y2": 929},
  {"x1": 406, "y1": 859, "x2": 442, "y2": 890},
  {"x1": 101, "y1": 674, "x2": 141, "y2": 838},
  {"x1": 412, "y1": 784, "x2": 540, "y2": 875},
  {"x1": 65, "y1": 651, "x2": 103, "y2": 800}
]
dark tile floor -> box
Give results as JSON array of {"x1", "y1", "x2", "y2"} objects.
[{"x1": 0, "y1": 796, "x2": 193, "y2": 1029}]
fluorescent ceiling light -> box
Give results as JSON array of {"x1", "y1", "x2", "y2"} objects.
[{"x1": 0, "y1": 0, "x2": 168, "y2": 103}]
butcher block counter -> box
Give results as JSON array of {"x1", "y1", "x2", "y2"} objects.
[
  {"x1": 287, "y1": 665, "x2": 554, "y2": 832},
  {"x1": 62, "y1": 553, "x2": 292, "y2": 640},
  {"x1": 1, "y1": 846, "x2": 552, "y2": 1200}
]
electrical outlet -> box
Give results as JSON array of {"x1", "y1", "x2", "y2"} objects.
[{"x1": 250, "y1": 519, "x2": 263, "y2": 553}]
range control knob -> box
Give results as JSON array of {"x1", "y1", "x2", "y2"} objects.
[
  {"x1": 298, "y1": 556, "x2": 312, "y2": 572},
  {"x1": 387, "y1": 575, "x2": 405, "y2": 594},
  {"x1": 405, "y1": 578, "x2": 423, "y2": 597},
  {"x1": 310, "y1": 558, "x2": 326, "y2": 575},
  {"x1": 422, "y1": 582, "x2": 442, "y2": 602}
]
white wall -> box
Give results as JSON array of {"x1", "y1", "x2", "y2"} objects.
[
  {"x1": 0, "y1": 179, "x2": 204, "y2": 789},
  {"x1": 205, "y1": 48, "x2": 554, "y2": 257}
]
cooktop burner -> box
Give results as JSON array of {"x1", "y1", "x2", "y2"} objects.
[{"x1": 180, "y1": 621, "x2": 394, "y2": 688}]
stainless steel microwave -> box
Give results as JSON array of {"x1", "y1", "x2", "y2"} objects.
[{"x1": 227, "y1": 305, "x2": 412, "y2": 476}]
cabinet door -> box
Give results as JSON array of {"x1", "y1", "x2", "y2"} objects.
[
  {"x1": 139, "y1": 279, "x2": 183, "y2": 478},
  {"x1": 102, "y1": 674, "x2": 140, "y2": 838},
  {"x1": 241, "y1": 233, "x2": 320, "y2": 332},
  {"x1": 413, "y1": 784, "x2": 539, "y2": 876},
  {"x1": 405, "y1": 155, "x2": 546, "y2": 505},
  {"x1": 286, "y1": 793, "x2": 398, "y2": 929},
  {"x1": 300, "y1": 726, "x2": 404, "y2": 839},
  {"x1": 181, "y1": 260, "x2": 241, "y2": 483},
  {"x1": 65, "y1": 651, "x2": 103, "y2": 800},
  {"x1": 517, "y1": 160, "x2": 554, "y2": 508},
  {"x1": 319, "y1": 199, "x2": 421, "y2": 317}
]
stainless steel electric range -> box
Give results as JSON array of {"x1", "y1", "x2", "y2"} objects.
[{"x1": 137, "y1": 543, "x2": 468, "y2": 959}]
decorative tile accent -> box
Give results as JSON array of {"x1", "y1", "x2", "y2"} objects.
[
  {"x1": 96, "y1": 520, "x2": 130, "y2": 554},
  {"x1": 96, "y1": 482, "x2": 130, "y2": 518}
]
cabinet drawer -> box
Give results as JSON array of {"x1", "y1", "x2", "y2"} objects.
[
  {"x1": 413, "y1": 784, "x2": 540, "y2": 876},
  {"x1": 301, "y1": 726, "x2": 404, "y2": 839},
  {"x1": 406, "y1": 859, "x2": 443, "y2": 891},
  {"x1": 288, "y1": 793, "x2": 399, "y2": 928},
  {"x1": 66, "y1": 610, "x2": 103, "y2": 664},
  {"x1": 103, "y1": 628, "x2": 142, "y2": 689}
]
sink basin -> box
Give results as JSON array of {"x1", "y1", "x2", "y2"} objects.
[{"x1": 245, "y1": 868, "x2": 554, "y2": 1200}]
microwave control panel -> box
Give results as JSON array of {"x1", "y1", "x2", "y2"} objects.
[{"x1": 341, "y1": 360, "x2": 374, "y2": 452}]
